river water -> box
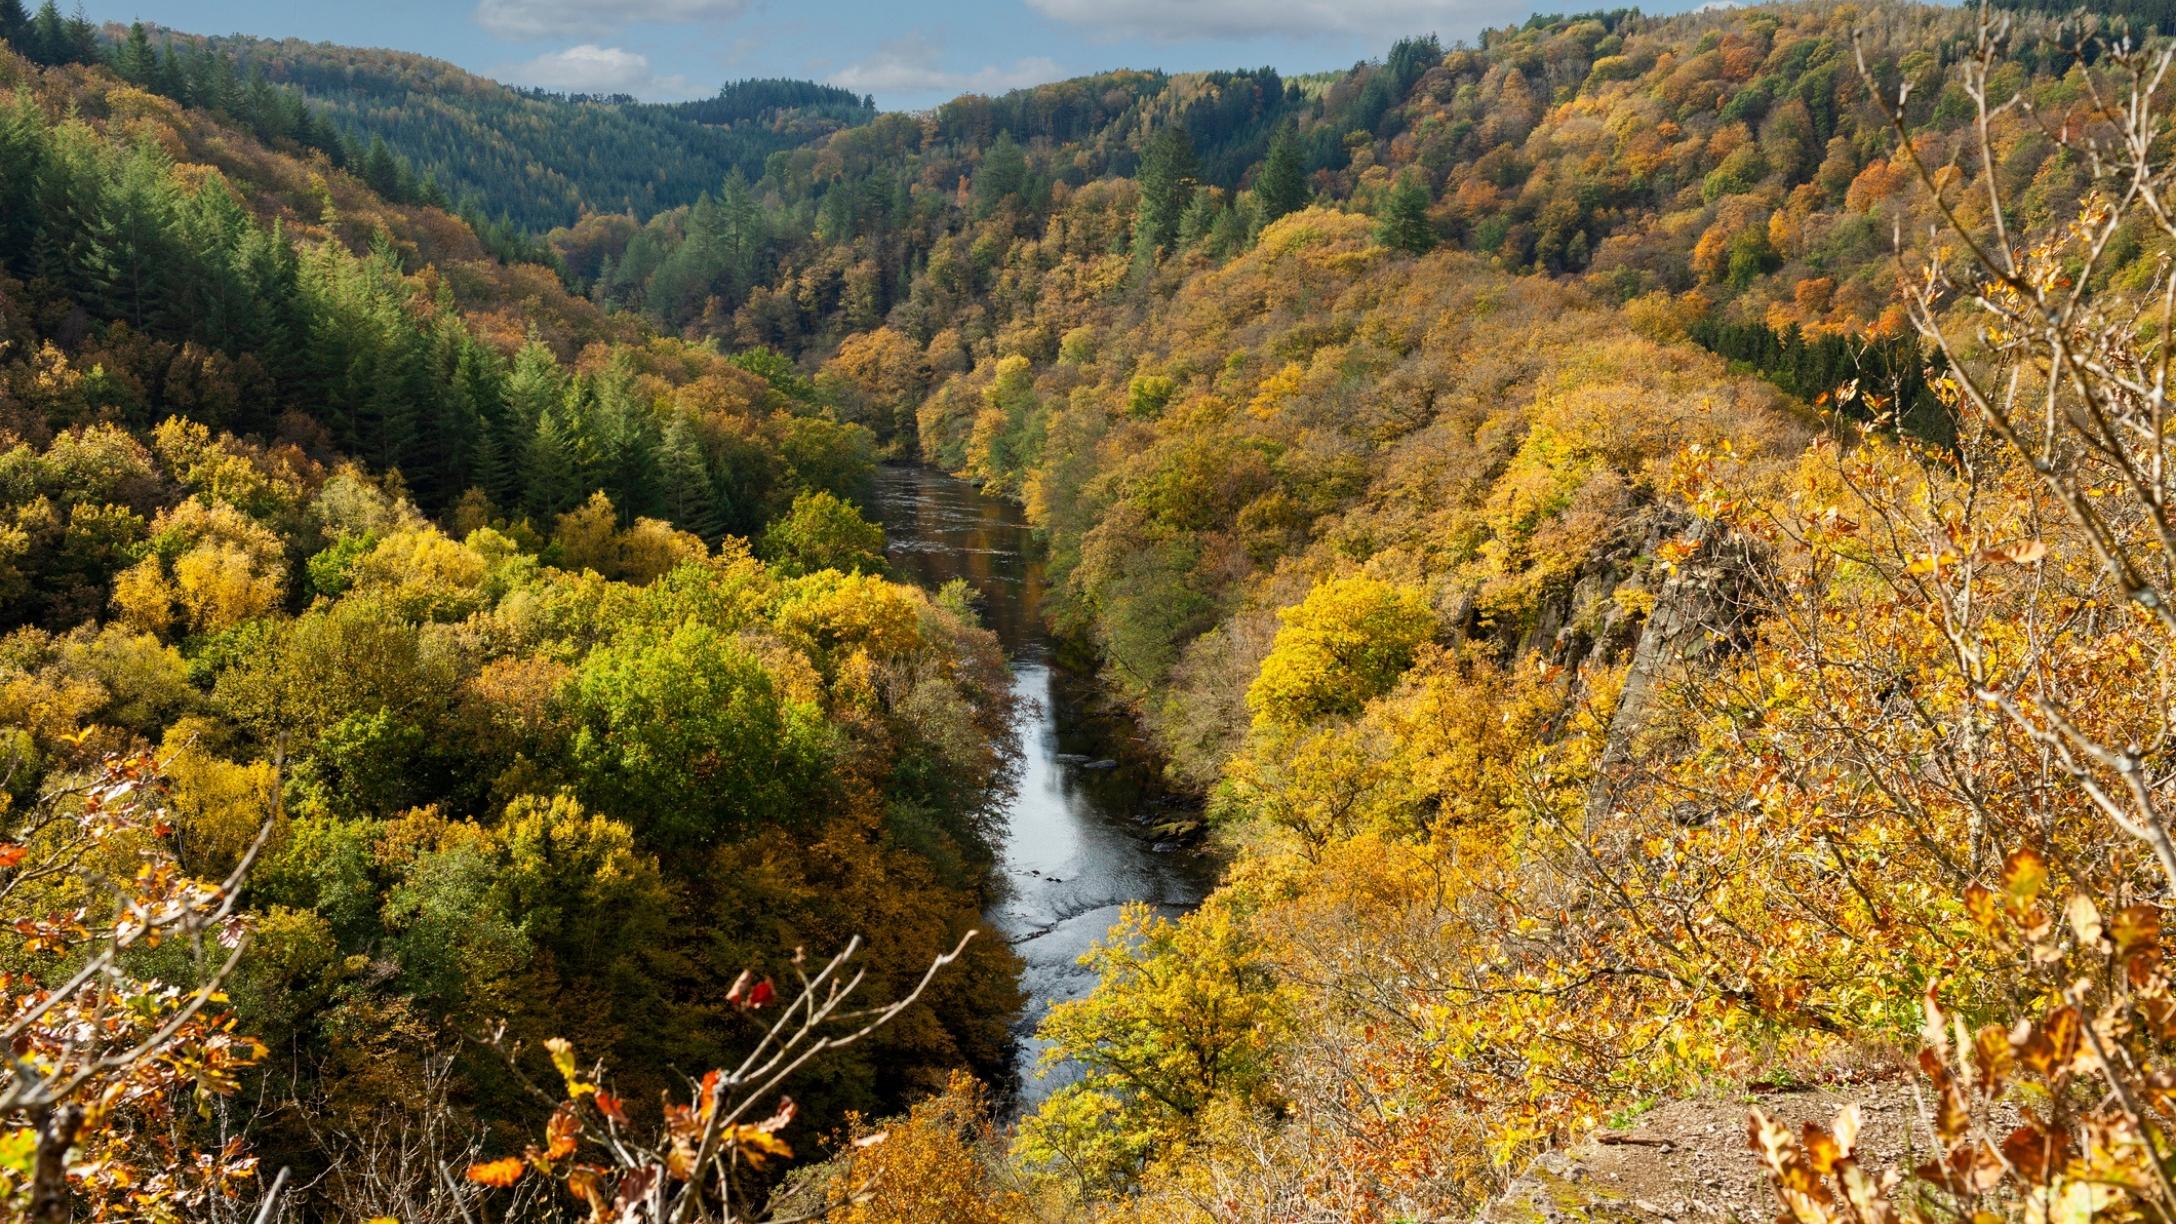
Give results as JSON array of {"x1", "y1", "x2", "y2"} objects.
[{"x1": 872, "y1": 465, "x2": 1215, "y2": 1107}]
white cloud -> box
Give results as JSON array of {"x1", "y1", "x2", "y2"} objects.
[
  {"x1": 830, "y1": 36, "x2": 1063, "y2": 99},
  {"x1": 475, "y1": 0, "x2": 748, "y2": 40},
  {"x1": 498, "y1": 44, "x2": 698, "y2": 98},
  {"x1": 1025, "y1": 0, "x2": 1514, "y2": 40}
]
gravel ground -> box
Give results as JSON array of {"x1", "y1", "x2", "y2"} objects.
[{"x1": 1484, "y1": 1077, "x2": 1958, "y2": 1223}]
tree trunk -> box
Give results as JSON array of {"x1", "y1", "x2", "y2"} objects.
[{"x1": 29, "y1": 1102, "x2": 83, "y2": 1223}]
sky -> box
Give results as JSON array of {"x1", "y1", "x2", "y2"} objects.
[{"x1": 84, "y1": 0, "x2": 1695, "y2": 111}]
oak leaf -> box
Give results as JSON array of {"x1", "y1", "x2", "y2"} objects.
[{"x1": 465, "y1": 1157, "x2": 525, "y2": 1188}]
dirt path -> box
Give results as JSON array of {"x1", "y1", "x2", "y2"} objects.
[{"x1": 1485, "y1": 1079, "x2": 1937, "y2": 1223}]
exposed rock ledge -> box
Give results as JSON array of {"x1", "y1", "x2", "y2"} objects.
[{"x1": 1484, "y1": 1080, "x2": 1930, "y2": 1224}]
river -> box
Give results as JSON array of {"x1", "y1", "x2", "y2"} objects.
[{"x1": 872, "y1": 465, "x2": 1216, "y2": 1108}]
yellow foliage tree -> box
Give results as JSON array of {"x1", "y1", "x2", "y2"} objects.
[
  {"x1": 822, "y1": 1073, "x2": 1023, "y2": 1223},
  {"x1": 1245, "y1": 576, "x2": 1434, "y2": 728}
]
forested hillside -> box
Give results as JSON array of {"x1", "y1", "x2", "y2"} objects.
[
  {"x1": 0, "y1": 32, "x2": 1019, "y2": 1220},
  {"x1": 198, "y1": 35, "x2": 877, "y2": 231},
  {"x1": 12, "y1": 0, "x2": 2176, "y2": 1221},
  {"x1": 859, "y1": 7, "x2": 2176, "y2": 1220},
  {"x1": 0, "y1": 7, "x2": 874, "y2": 232},
  {"x1": 559, "y1": 1, "x2": 2084, "y2": 443}
]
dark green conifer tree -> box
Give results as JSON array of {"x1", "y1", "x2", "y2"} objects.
[
  {"x1": 1376, "y1": 169, "x2": 1437, "y2": 255},
  {"x1": 1132, "y1": 126, "x2": 1198, "y2": 265},
  {"x1": 1254, "y1": 124, "x2": 1308, "y2": 224},
  {"x1": 26, "y1": 1, "x2": 64, "y2": 66},
  {"x1": 659, "y1": 415, "x2": 727, "y2": 542},
  {"x1": 114, "y1": 21, "x2": 156, "y2": 84},
  {"x1": 555, "y1": 380, "x2": 611, "y2": 498},
  {"x1": 361, "y1": 136, "x2": 404, "y2": 201},
  {"x1": 150, "y1": 43, "x2": 184, "y2": 97},
  {"x1": 170, "y1": 193, "x2": 239, "y2": 331},
  {"x1": 0, "y1": 0, "x2": 31, "y2": 51},
  {"x1": 96, "y1": 143, "x2": 182, "y2": 330},
  {"x1": 0, "y1": 91, "x2": 45, "y2": 276},
  {"x1": 32, "y1": 124, "x2": 114, "y2": 308},
  {"x1": 973, "y1": 133, "x2": 1028, "y2": 217},
  {"x1": 61, "y1": 3, "x2": 94, "y2": 65},
  {"x1": 451, "y1": 337, "x2": 511, "y2": 504},
  {"x1": 241, "y1": 66, "x2": 285, "y2": 138},
  {"x1": 591, "y1": 371, "x2": 661, "y2": 519},
  {"x1": 716, "y1": 172, "x2": 766, "y2": 299},
  {"x1": 1176, "y1": 188, "x2": 1222, "y2": 252},
  {"x1": 525, "y1": 402, "x2": 582, "y2": 520},
  {"x1": 233, "y1": 220, "x2": 301, "y2": 387},
  {"x1": 1209, "y1": 200, "x2": 1250, "y2": 256}
]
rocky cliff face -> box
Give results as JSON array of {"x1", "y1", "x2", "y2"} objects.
[{"x1": 1577, "y1": 513, "x2": 1764, "y2": 830}]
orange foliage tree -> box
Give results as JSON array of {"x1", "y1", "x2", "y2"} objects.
[{"x1": 0, "y1": 751, "x2": 269, "y2": 1222}]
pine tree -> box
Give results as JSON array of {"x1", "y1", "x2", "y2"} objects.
[
  {"x1": 525, "y1": 403, "x2": 581, "y2": 520},
  {"x1": 591, "y1": 371, "x2": 661, "y2": 518},
  {"x1": 199, "y1": 45, "x2": 239, "y2": 113},
  {"x1": 151, "y1": 43, "x2": 183, "y2": 98},
  {"x1": 481, "y1": 343, "x2": 548, "y2": 508},
  {"x1": 241, "y1": 67, "x2": 283, "y2": 139},
  {"x1": 817, "y1": 181, "x2": 854, "y2": 243},
  {"x1": 1209, "y1": 201, "x2": 1249, "y2": 257},
  {"x1": 1375, "y1": 170, "x2": 1437, "y2": 255},
  {"x1": 355, "y1": 331, "x2": 422, "y2": 478},
  {"x1": 0, "y1": 0, "x2": 28, "y2": 50},
  {"x1": 1132, "y1": 126, "x2": 1198, "y2": 265},
  {"x1": 284, "y1": 90, "x2": 315, "y2": 148},
  {"x1": 716, "y1": 172, "x2": 766, "y2": 299},
  {"x1": 0, "y1": 91, "x2": 45, "y2": 276},
  {"x1": 503, "y1": 341, "x2": 563, "y2": 429},
  {"x1": 381, "y1": 301, "x2": 478, "y2": 511},
  {"x1": 95, "y1": 143, "x2": 183, "y2": 330},
  {"x1": 62, "y1": 2, "x2": 95, "y2": 66},
  {"x1": 1176, "y1": 189, "x2": 1221, "y2": 252},
  {"x1": 556, "y1": 380, "x2": 611, "y2": 497},
  {"x1": 973, "y1": 133, "x2": 1028, "y2": 216},
  {"x1": 1255, "y1": 124, "x2": 1308, "y2": 224},
  {"x1": 452, "y1": 337, "x2": 511, "y2": 503},
  {"x1": 659, "y1": 415, "x2": 726, "y2": 541},
  {"x1": 464, "y1": 352, "x2": 519, "y2": 512},
  {"x1": 233, "y1": 221, "x2": 301, "y2": 389},
  {"x1": 361, "y1": 137, "x2": 404, "y2": 202},
  {"x1": 26, "y1": 1, "x2": 63, "y2": 66},
  {"x1": 163, "y1": 231, "x2": 237, "y2": 353},
  {"x1": 114, "y1": 21, "x2": 156, "y2": 84},
  {"x1": 33, "y1": 124, "x2": 114, "y2": 309}
]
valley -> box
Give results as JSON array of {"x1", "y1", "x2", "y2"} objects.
[{"x1": 3, "y1": 0, "x2": 2176, "y2": 1219}]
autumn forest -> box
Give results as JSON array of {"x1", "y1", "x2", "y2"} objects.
[{"x1": 5, "y1": 0, "x2": 2176, "y2": 1219}]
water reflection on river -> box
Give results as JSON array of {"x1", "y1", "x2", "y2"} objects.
[{"x1": 872, "y1": 465, "x2": 1215, "y2": 1108}]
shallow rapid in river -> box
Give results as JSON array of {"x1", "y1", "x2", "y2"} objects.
[{"x1": 872, "y1": 465, "x2": 1215, "y2": 1108}]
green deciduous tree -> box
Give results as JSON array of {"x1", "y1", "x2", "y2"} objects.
[
  {"x1": 567, "y1": 619, "x2": 834, "y2": 846},
  {"x1": 759, "y1": 489, "x2": 885, "y2": 577}
]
